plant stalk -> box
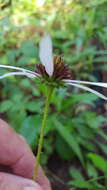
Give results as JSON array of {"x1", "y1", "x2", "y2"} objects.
[{"x1": 33, "y1": 86, "x2": 53, "y2": 180}]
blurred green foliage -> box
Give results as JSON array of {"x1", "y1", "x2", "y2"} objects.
[{"x1": 1, "y1": 0, "x2": 107, "y2": 189}]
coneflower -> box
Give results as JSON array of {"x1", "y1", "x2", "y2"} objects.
[
  {"x1": 0, "y1": 35, "x2": 107, "y2": 180},
  {"x1": 0, "y1": 35, "x2": 107, "y2": 100}
]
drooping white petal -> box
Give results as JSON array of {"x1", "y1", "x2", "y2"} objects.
[
  {"x1": 39, "y1": 34, "x2": 54, "y2": 76},
  {"x1": 63, "y1": 79, "x2": 107, "y2": 88},
  {"x1": 0, "y1": 72, "x2": 37, "y2": 79},
  {"x1": 66, "y1": 82, "x2": 107, "y2": 100},
  {"x1": 0, "y1": 65, "x2": 38, "y2": 76}
]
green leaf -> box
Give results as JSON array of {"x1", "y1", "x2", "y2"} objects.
[
  {"x1": 69, "y1": 180, "x2": 94, "y2": 189},
  {"x1": 87, "y1": 162, "x2": 98, "y2": 178},
  {"x1": 88, "y1": 153, "x2": 107, "y2": 173},
  {"x1": 20, "y1": 79, "x2": 31, "y2": 88},
  {"x1": 94, "y1": 56, "x2": 107, "y2": 62},
  {"x1": 69, "y1": 167, "x2": 84, "y2": 181},
  {"x1": 0, "y1": 100, "x2": 13, "y2": 112},
  {"x1": 19, "y1": 116, "x2": 41, "y2": 147},
  {"x1": 86, "y1": 114, "x2": 106, "y2": 129},
  {"x1": 78, "y1": 138, "x2": 96, "y2": 152},
  {"x1": 62, "y1": 93, "x2": 97, "y2": 110},
  {"x1": 96, "y1": 142, "x2": 107, "y2": 155},
  {"x1": 69, "y1": 180, "x2": 104, "y2": 190},
  {"x1": 99, "y1": 131, "x2": 107, "y2": 141},
  {"x1": 55, "y1": 135, "x2": 74, "y2": 160},
  {"x1": 26, "y1": 101, "x2": 43, "y2": 113},
  {"x1": 10, "y1": 111, "x2": 26, "y2": 132},
  {"x1": 53, "y1": 119, "x2": 84, "y2": 165},
  {"x1": 20, "y1": 40, "x2": 38, "y2": 57}
]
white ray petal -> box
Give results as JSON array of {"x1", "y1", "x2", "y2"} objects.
[
  {"x1": 0, "y1": 72, "x2": 37, "y2": 79},
  {"x1": 63, "y1": 79, "x2": 107, "y2": 88},
  {"x1": 0, "y1": 65, "x2": 38, "y2": 76},
  {"x1": 39, "y1": 34, "x2": 54, "y2": 76},
  {"x1": 66, "y1": 82, "x2": 107, "y2": 100}
]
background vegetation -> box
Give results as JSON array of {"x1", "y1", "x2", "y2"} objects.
[{"x1": 0, "y1": 0, "x2": 107, "y2": 189}]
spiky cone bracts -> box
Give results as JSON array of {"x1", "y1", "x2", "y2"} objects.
[{"x1": 35, "y1": 56, "x2": 72, "y2": 87}]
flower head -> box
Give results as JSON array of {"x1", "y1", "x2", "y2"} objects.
[{"x1": 0, "y1": 35, "x2": 107, "y2": 100}]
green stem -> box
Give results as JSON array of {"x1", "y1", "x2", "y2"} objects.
[{"x1": 33, "y1": 86, "x2": 53, "y2": 180}]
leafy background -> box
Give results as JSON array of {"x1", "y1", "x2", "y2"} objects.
[{"x1": 0, "y1": 0, "x2": 107, "y2": 189}]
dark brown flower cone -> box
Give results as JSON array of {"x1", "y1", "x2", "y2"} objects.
[{"x1": 35, "y1": 56, "x2": 72, "y2": 80}]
